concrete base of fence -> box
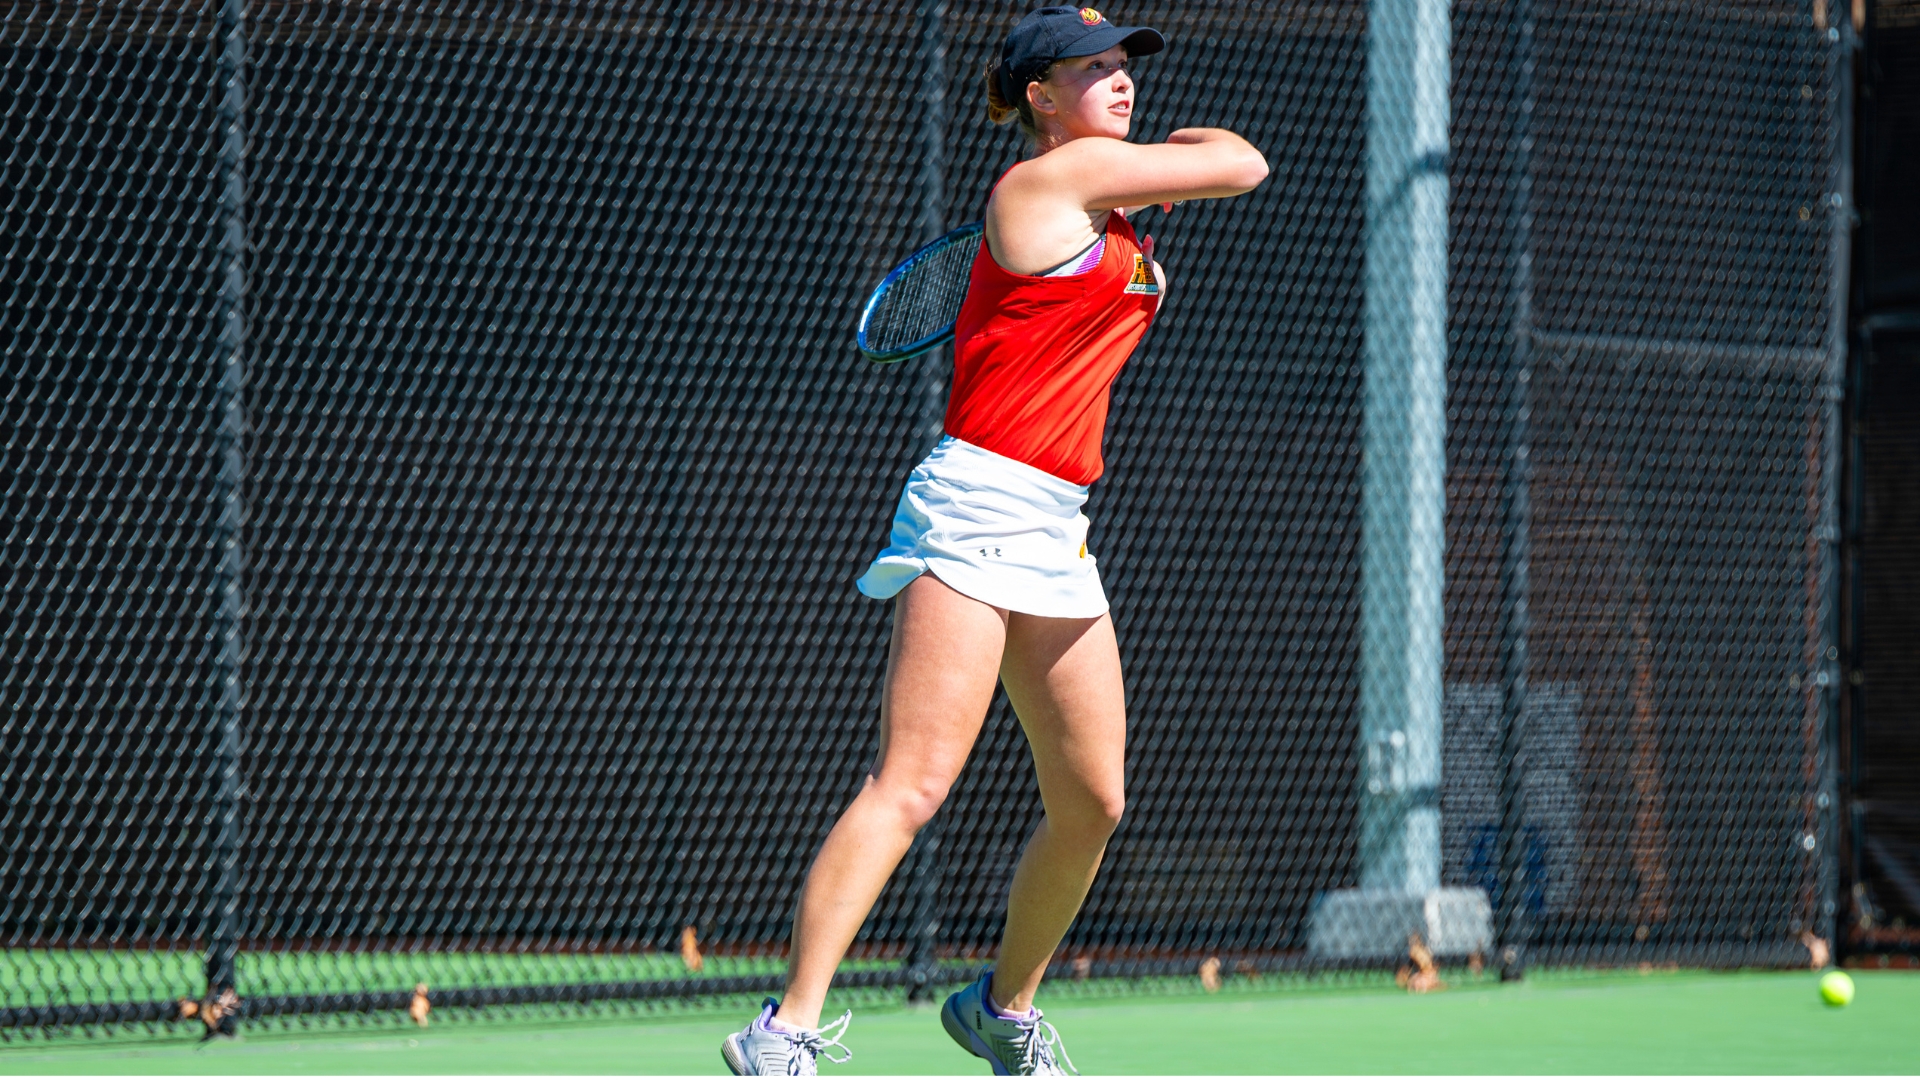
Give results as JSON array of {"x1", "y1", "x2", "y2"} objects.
[{"x1": 1307, "y1": 886, "x2": 1493, "y2": 959}]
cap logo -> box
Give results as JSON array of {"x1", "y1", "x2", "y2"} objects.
[{"x1": 1080, "y1": 8, "x2": 1103, "y2": 24}]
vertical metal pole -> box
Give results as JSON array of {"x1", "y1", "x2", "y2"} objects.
[
  {"x1": 1812, "y1": 9, "x2": 1857, "y2": 958},
  {"x1": 1493, "y1": 0, "x2": 1534, "y2": 983},
  {"x1": 644, "y1": 10, "x2": 697, "y2": 952},
  {"x1": 205, "y1": 0, "x2": 248, "y2": 1028},
  {"x1": 904, "y1": 0, "x2": 947, "y2": 1003},
  {"x1": 1356, "y1": 0, "x2": 1450, "y2": 898},
  {"x1": 904, "y1": 823, "x2": 942, "y2": 1001},
  {"x1": 1840, "y1": 325, "x2": 1865, "y2": 955},
  {"x1": 913, "y1": 0, "x2": 950, "y2": 457}
]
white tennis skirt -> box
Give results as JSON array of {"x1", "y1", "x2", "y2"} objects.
[{"x1": 856, "y1": 436, "x2": 1108, "y2": 619}]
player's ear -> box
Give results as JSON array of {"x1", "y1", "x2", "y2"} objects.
[{"x1": 1025, "y1": 79, "x2": 1057, "y2": 118}]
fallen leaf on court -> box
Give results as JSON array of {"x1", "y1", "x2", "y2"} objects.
[
  {"x1": 681, "y1": 925, "x2": 705, "y2": 973},
  {"x1": 1199, "y1": 956, "x2": 1222, "y2": 992}
]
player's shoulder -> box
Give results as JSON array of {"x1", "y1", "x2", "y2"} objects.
[
  {"x1": 993, "y1": 138, "x2": 1134, "y2": 202},
  {"x1": 1030, "y1": 136, "x2": 1137, "y2": 173}
]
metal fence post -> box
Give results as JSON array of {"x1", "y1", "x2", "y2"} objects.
[
  {"x1": 905, "y1": 825, "x2": 942, "y2": 1002},
  {"x1": 204, "y1": 0, "x2": 249, "y2": 1035},
  {"x1": 1493, "y1": 0, "x2": 1535, "y2": 983},
  {"x1": 1813, "y1": 7, "x2": 1857, "y2": 960},
  {"x1": 1353, "y1": 0, "x2": 1451, "y2": 902},
  {"x1": 905, "y1": 0, "x2": 948, "y2": 1004},
  {"x1": 913, "y1": 0, "x2": 950, "y2": 456},
  {"x1": 1310, "y1": 0, "x2": 1477, "y2": 963}
]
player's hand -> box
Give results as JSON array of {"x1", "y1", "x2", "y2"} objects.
[{"x1": 1141, "y1": 234, "x2": 1169, "y2": 304}]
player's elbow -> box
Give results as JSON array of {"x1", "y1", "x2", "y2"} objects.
[{"x1": 1229, "y1": 148, "x2": 1270, "y2": 192}]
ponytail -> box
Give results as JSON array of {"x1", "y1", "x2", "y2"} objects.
[{"x1": 983, "y1": 60, "x2": 1043, "y2": 143}]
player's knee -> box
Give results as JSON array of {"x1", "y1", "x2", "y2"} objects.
[
  {"x1": 873, "y1": 775, "x2": 950, "y2": 831},
  {"x1": 1055, "y1": 788, "x2": 1125, "y2": 839}
]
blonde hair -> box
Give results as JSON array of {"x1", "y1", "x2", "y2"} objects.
[{"x1": 984, "y1": 60, "x2": 1046, "y2": 143}]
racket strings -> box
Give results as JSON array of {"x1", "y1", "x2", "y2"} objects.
[{"x1": 860, "y1": 227, "x2": 982, "y2": 359}]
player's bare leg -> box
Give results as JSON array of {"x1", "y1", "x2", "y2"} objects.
[
  {"x1": 992, "y1": 611, "x2": 1126, "y2": 1012},
  {"x1": 776, "y1": 573, "x2": 1007, "y2": 1030},
  {"x1": 938, "y1": 611, "x2": 1123, "y2": 1075}
]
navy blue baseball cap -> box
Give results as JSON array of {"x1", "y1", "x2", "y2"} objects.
[{"x1": 996, "y1": 7, "x2": 1165, "y2": 110}]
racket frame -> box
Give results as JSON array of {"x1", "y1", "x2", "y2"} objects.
[{"x1": 856, "y1": 220, "x2": 984, "y2": 363}]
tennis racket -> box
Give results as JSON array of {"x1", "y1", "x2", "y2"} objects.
[{"x1": 856, "y1": 221, "x2": 984, "y2": 363}]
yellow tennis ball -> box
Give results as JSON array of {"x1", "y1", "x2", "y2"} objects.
[{"x1": 1819, "y1": 970, "x2": 1854, "y2": 1007}]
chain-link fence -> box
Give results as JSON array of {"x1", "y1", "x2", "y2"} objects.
[{"x1": 3, "y1": 0, "x2": 1851, "y2": 1039}]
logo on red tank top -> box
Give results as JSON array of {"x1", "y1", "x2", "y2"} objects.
[{"x1": 1124, "y1": 253, "x2": 1159, "y2": 295}]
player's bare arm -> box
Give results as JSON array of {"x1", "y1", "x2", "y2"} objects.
[{"x1": 984, "y1": 45, "x2": 1267, "y2": 278}]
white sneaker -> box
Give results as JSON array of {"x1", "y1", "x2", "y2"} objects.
[
  {"x1": 940, "y1": 969, "x2": 1076, "y2": 1075},
  {"x1": 721, "y1": 998, "x2": 853, "y2": 1076}
]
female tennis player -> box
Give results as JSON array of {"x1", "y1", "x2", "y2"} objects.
[{"x1": 724, "y1": 7, "x2": 1267, "y2": 1075}]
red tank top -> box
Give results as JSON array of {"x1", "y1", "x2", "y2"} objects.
[{"x1": 944, "y1": 205, "x2": 1160, "y2": 485}]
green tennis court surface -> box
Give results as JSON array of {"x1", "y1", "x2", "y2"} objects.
[{"x1": 3, "y1": 970, "x2": 1913, "y2": 1074}]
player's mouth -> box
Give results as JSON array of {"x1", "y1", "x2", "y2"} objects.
[{"x1": 1110, "y1": 99, "x2": 1132, "y2": 116}]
